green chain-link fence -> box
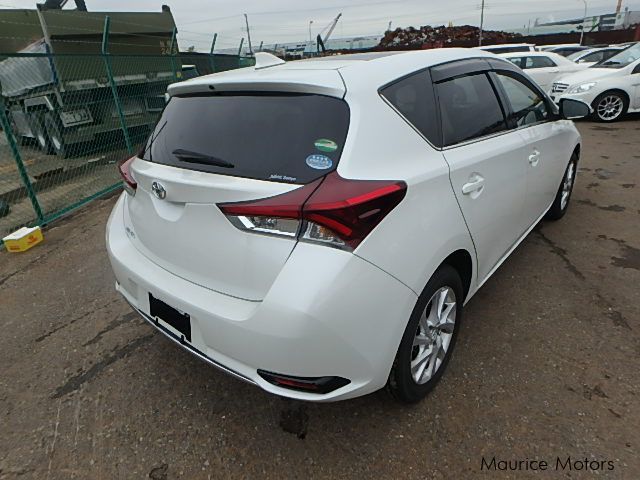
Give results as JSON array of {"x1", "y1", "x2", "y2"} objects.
[{"x1": 0, "y1": 50, "x2": 254, "y2": 245}]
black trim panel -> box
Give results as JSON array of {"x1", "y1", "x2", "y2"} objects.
[{"x1": 431, "y1": 58, "x2": 491, "y2": 83}]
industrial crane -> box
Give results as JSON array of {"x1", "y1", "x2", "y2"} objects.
[{"x1": 316, "y1": 13, "x2": 342, "y2": 53}]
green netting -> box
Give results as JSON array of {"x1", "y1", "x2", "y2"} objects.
[{"x1": 0, "y1": 51, "x2": 254, "y2": 243}]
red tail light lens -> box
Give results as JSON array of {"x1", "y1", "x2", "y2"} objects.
[
  {"x1": 302, "y1": 172, "x2": 406, "y2": 249},
  {"x1": 218, "y1": 172, "x2": 406, "y2": 250},
  {"x1": 118, "y1": 156, "x2": 137, "y2": 196}
]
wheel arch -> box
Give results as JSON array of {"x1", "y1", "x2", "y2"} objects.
[
  {"x1": 439, "y1": 249, "x2": 473, "y2": 302},
  {"x1": 572, "y1": 142, "x2": 581, "y2": 162},
  {"x1": 592, "y1": 88, "x2": 631, "y2": 107}
]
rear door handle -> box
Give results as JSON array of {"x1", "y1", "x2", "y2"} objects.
[
  {"x1": 462, "y1": 175, "x2": 485, "y2": 195},
  {"x1": 529, "y1": 150, "x2": 540, "y2": 166}
]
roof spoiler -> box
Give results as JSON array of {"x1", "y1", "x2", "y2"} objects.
[{"x1": 254, "y1": 52, "x2": 285, "y2": 70}]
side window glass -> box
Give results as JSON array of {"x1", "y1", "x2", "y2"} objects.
[
  {"x1": 495, "y1": 73, "x2": 550, "y2": 127},
  {"x1": 586, "y1": 52, "x2": 603, "y2": 63},
  {"x1": 539, "y1": 57, "x2": 556, "y2": 67},
  {"x1": 508, "y1": 57, "x2": 524, "y2": 69},
  {"x1": 380, "y1": 70, "x2": 440, "y2": 146},
  {"x1": 528, "y1": 57, "x2": 556, "y2": 68},
  {"x1": 436, "y1": 73, "x2": 507, "y2": 146}
]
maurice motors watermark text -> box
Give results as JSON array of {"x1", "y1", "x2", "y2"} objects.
[{"x1": 481, "y1": 456, "x2": 615, "y2": 473}]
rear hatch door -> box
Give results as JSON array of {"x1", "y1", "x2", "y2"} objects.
[{"x1": 125, "y1": 89, "x2": 350, "y2": 301}]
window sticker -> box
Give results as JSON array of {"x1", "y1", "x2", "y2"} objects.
[
  {"x1": 305, "y1": 154, "x2": 333, "y2": 170},
  {"x1": 314, "y1": 138, "x2": 338, "y2": 153}
]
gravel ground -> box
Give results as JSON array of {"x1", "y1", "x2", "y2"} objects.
[{"x1": 1, "y1": 119, "x2": 639, "y2": 480}]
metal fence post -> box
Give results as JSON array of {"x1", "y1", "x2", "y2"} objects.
[
  {"x1": 237, "y1": 38, "x2": 244, "y2": 57},
  {"x1": 0, "y1": 95, "x2": 45, "y2": 223},
  {"x1": 169, "y1": 27, "x2": 179, "y2": 81},
  {"x1": 209, "y1": 33, "x2": 217, "y2": 73},
  {"x1": 102, "y1": 16, "x2": 133, "y2": 155}
]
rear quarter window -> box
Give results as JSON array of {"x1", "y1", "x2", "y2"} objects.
[
  {"x1": 380, "y1": 70, "x2": 440, "y2": 146},
  {"x1": 142, "y1": 93, "x2": 350, "y2": 184}
]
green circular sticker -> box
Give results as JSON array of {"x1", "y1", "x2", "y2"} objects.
[{"x1": 314, "y1": 138, "x2": 338, "y2": 153}]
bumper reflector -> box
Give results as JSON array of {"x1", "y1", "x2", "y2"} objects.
[{"x1": 257, "y1": 370, "x2": 350, "y2": 394}]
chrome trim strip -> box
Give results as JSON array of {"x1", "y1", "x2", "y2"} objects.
[{"x1": 129, "y1": 303, "x2": 257, "y2": 386}]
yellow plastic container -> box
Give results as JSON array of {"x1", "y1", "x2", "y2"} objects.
[{"x1": 3, "y1": 226, "x2": 44, "y2": 252}]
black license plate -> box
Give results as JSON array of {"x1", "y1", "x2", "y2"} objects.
[{"x1": 149, "y1": 294, "x2": 191, "y2": 342}]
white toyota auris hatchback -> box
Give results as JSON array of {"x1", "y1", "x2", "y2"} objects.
[{"x1": 107, "y1": 49, "x2": 588, "y2": 403}]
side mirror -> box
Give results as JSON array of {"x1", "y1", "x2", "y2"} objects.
[{"x1": 560, "y1": 98, "x2": 591, "y2": 120}]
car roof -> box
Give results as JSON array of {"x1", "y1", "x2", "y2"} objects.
[
  {"x1": 497, "y1": 51, "x2": 571, "y2": 63},
  {"x1": 499, "y1": 51, "x2": 559, "y2": 57},
  {"x1": 168, "y1": 48, "x2": 500, "y2": 98},
  {"x1": 476, "y1": 43, "x2": 534, "y2": 49}
]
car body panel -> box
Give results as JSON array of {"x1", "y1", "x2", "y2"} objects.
[
  {"x1": 516, "y1": 121, "x2": 580, "y2": 223},
  {"x1": 125, "y1": 160, "x2": 301, "y2": 301},
  {"x1": 443, "y1": 131, "x2": 529, "y2": 283},
  {"x1": 108, "y1": 193, "x2": 417, "y2": 401}
]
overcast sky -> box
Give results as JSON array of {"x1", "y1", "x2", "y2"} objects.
[{"x1": 3, "y1": 0, "x2": 639, "y2": 50}]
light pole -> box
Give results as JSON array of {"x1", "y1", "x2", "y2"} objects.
[
  {"x1": 579, "y1": 0, "x2": 587, "y2": 45},
  {"x1": 309, "y1": 20, "x2": 314, "y2": 43},
  {"x1": 479, "y1": 0, "x2": 485, "y2": 46}
]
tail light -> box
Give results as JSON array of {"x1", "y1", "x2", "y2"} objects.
[
  {"x1": 218, "y1": 171, "x2": 406, "y2": 250},
  {"x1": 118, "y1": 156, "x2": 137, "y2": 196}
]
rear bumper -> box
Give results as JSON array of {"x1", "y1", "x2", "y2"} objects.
[{"x1": 106, "y1": 193, "x2": 417, "y2": 401}]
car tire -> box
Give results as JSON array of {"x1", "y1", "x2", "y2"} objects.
[
  {"x1": 545, "y1": 154, "x2": 578, "y2": 221},
  {"x1": 592, "y1": 91, "x2": 628, "y2": 122},
  {"x1": 387, "y1": 265, "x2": 464, "y2": 403},
  {"x1": 44, "y1": 112, "x2": 68, "y2": 157}
]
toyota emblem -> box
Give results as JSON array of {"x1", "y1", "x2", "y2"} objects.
[{"x1": 151, "y1": 181, "x2": 166, "y2": 200}]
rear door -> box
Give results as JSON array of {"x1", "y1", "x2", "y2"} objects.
[
  {"x1": 491, "y1": 71, "x2": 570, "y2": 226},
  {"x1": 435, "y1": 67, "x2": 529, "y2": 283},
  {"x1": 524, "y1": 56, "x2": 560, "y2": 91},
  {"x1": 126, "y1": 92, "x2": 350, "y2": 301}
]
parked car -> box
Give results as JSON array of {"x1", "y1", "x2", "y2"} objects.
[
  {"x1": 107, "y1": 49, "x2": 588, "y2": 403},
  {"x1": 537, "y1": 43, "x2": 582, "y2": 52},
  {"x1": 567, "y1": 47, "x2": 625, "y2": 67},
  {"x1": 551, "y1": 42, "x2": 640, "y2": 122},
  {"x1": 498, "y1": 51, "x2": 584, "y2": 91},
  {"x1": 475, "y1": 43, "x2": 536, "y2": 54},
  {"x1": 545, "y1": 45, "x2": 591, "y2": 57}
]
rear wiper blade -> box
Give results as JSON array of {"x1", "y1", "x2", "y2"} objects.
[{"x1": 171, "y1": 149, "x2": 235, "y2": 169}]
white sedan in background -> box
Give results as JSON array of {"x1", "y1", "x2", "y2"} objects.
[
  {"x1": 567, "y1": 47, "x2": 625, "y2": 68},
  {"x1": 498, "y1": 52, "x2": 585, "y2": 92},
  {"x1": 551, "y1": 43, "x2": 640, "y2": 122}
]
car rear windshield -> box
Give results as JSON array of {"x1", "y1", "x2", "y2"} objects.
[{"x1": 141, "y1": 93, "x2": 350, "y2": 184}]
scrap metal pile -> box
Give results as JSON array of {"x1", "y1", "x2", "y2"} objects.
[{"x1": 377, "y1": 25, "x2": 522, "y2": 49}]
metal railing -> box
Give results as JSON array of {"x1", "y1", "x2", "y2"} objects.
[{"x1": 0, "y1": 50, "x2": 254, "y2": 244}]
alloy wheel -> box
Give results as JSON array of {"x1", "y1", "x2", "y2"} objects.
[
  {"x1": 560, "y1": 161, "x2": 576, "y2": 211},
  {"x1": 597, "y1": 95, "x2": 623, "y2": 121},
  {"x1": 410, "y1": 286, "x2": 457, "y2": 385}
]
